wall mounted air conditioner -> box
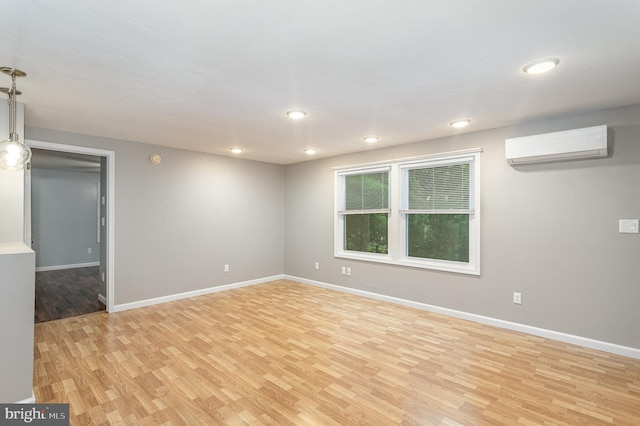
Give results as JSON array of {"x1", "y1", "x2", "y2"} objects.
[{"x1": 505, "y1": 125, "x2": 608, "y2": 165}]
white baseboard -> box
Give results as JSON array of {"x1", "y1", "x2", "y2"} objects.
[
  {"x1": 16, "y1": 391, "x2": 36, "y2": 404},
  {"x1": 286, "y1": 275, "x2": 640, "y2": 360},
  {"x1": 111, "y1": 275, "x2": 285, "y2": 313},
  {"x1": 100, "y1": 273, "x2": 640, "y2": 360},
  {"x1": 36, "y1": 262, "x2": 100, "y2": 272},
  {"x1": 98, "y1": 294, "x2": 107, "y2": 306}
]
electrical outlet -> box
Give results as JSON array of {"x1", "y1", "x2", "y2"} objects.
[
  {"x1": 341, "y1": 266, "x2": 346, "y2": 275},
  {"x1": 224, "y1": 264, "x2": 230, "y2": 272},
  {"x1": 315, "y1": 262, "x2": 320, "y2": 270},
  {"x1": 619, "y1": 219, "x2": 639, "y2": 233},
  {"x1": 87, "y1": 248, "x2": 92, "y2": 254},
  {"x1": 346, "y1": 267, "x2": 352, "y2": 276},
  {"x1": 513, "y1": 292, "x2": 522, "y2": 304}
]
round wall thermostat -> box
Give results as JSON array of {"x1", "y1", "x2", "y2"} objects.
[{"x1": 150, "y1": 154, "x2": 162, "y2": 164}]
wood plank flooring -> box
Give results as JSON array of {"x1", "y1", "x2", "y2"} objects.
[
  {"x1": 33, "y1": 279, "x2": 640, "y2": 425},
  {"x1": 35, "y1": 266, "x2": 105, "y2": 323}
]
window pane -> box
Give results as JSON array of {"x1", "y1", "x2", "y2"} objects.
[
  {"x1": 408, "y1": 163, "x2": 470, "y2": 211},
  {"x1": 345, "y1": 172, "x2": 389, "y2": 211},
  {"x1": 345, "y1": 213, "x2": 388, "y2": 254},
  {"x1": 407, "y1": 214, "x2": 469, "y2": 262}
]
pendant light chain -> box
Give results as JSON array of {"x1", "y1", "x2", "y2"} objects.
[{"x1": 9, "y1": 71, "x2": 18, "y2": 141}]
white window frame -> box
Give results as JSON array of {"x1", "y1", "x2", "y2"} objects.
[
  {"x1": 334, "y1": 165, "x2": 392, "y2": 263},
  {"x1": 334, "y1": 149, "x2": 481, "y2": 275}
]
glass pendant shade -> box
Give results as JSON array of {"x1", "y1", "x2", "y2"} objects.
[
  {"x1": 0, "y1": 138, "x2": 31, "y2": 170},
  {"x1": 0, "y1": 67, "x2": 29, "y2": 170}
]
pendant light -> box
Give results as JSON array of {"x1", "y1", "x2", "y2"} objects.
[{"x1": 0, "y1": 67, "x2": 31, "y2": 170}]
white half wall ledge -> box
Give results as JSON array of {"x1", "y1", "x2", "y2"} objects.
[{"x1": 285, "y1": 275, "x2": 640, "y2": 361}]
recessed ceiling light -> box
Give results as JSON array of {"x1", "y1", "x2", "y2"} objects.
[
  {"x1": 286, "y1": 110, "x2": 307, "y2": 119},
  {"x1": 363, "y1": 136, "x2": 380, "y2": 143},
  {"x1": 523, "y1": 58, "x2": 559, "y2": 75},
  {"x1": 304, "y1": 148, "x2": 317, "y2": 155},
  {"x1": 229, "y1": 148, "x2": 244, "y2": 154},
  {"x1": 449, "y1": 119, "x2": 471, "y2": 129}
]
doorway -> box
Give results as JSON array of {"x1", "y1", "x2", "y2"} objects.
[
  {"x1": 26, "y1": 140, "x2": 115, "y2": 316},
  {"x1": 30, "y1": 148, "x2": 102, "y2": 322}
]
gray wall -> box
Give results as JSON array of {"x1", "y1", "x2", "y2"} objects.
[
  {"x1": 26, "y1": 128, "x2": 285, "y2": 305},
  {"x1": 25, "y1": 104, "x2": 640, "y2": 351},
  {"x1": 0, "y1": 169, "x2": 24, "y2": 242},
  {"x1": 284, "y1": 103, "x2": 640, "y2": 349},
  {"x1": 31, "y1": 168, "x2": 100, "y2": 268}
]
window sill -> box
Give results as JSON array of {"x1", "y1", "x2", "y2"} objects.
[{"x1": 334, "y1": 251, "x2": 480, "y2": 276}]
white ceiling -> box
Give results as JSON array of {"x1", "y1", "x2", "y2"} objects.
[{"x1": 3, "y1": 1, "x2": 640, "y2": 164}]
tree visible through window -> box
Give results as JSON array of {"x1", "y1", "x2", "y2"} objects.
[
  {"x1": 345, "y1": 213, "x2": 388, "y2": 253},
  {"x1": 342, "y1": 171, "x2": 389, "y2": 254},
  {"x1": 403, "y1": 162, "x2": 471, "y2": 262},
  {"x1": 335, "y1": 150, "x2": 480, "y2": 275},
  {"x1": 406, "y1": 214, "x2": 469, "y2": 261}
]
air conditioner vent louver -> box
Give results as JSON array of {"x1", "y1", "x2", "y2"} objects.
[{"x1": 505, "y1": 125, "x2": 608, "y2": 165}]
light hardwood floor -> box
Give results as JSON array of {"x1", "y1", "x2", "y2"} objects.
[{"x1": 33, "y1": 279, "x2": 640, "y2": 425}]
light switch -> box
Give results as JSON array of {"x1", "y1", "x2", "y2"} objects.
[{"x1": 619, "y1": 219, "x2": 639, "y2": 234}]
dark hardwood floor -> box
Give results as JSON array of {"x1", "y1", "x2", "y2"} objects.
[{"x1": 34, "y1": 266, "x2": 105, "y2": 323}]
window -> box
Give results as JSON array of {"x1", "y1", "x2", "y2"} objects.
[
  {"x1": 334, "y1": 150, "x2": 481, "y2": 275},
  {"x1": 337, "y1": 167, "x2": 390, "y2": 255}
]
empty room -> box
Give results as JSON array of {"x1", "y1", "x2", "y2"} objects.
[{"x1": 1, "y1": 1, "x2": 639, "y2": 425}]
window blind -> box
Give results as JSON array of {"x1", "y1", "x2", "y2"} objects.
[
  {"x1": 402, "y1": 160, "x2": 473, "y2": 214},
  {"x1": 341, "y1": 171, "x2": 389, "y2": 214}
]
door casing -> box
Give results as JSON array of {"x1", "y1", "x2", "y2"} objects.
[{"x1": 25, "y1": 139, "x2": 115, "y2": 312}]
